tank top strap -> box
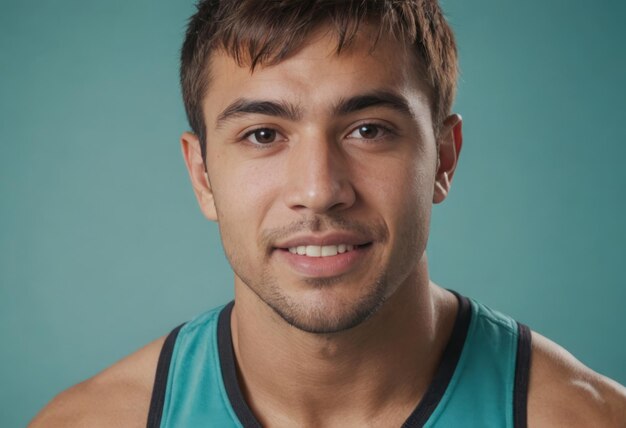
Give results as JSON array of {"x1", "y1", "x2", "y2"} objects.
[
  {"x1": 148, "y1": 303, "x2": 242, "y2": 428},
  {"x1": 424, "y1": 297, "x2": 531, "y2": 428}
]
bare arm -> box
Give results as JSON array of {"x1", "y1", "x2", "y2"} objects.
[
  {"x1": 528, "y1": 331, "x2": 626, "y2": 427},
  {"x1": 29, "y1": 336, "x2": 165, "y2": 428}
]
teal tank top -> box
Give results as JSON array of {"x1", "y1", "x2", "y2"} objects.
[{"x1": 147, "y1": 292, "x2": 531, "y2": 427}]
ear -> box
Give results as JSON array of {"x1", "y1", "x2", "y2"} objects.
[
  {"x1": 433, "y1": 114, "x2": 463, "y2": 204},
  {"x1": 180, "y1": 132, "x2": 218, "y2": 221}
]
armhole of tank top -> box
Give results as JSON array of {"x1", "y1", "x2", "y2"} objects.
[
  {"x1": 146, "y1": 323, "x2": 185, "y2": 428},
  {"x1": 513, "y1": 322, "x2": 531, "y2": 428}
]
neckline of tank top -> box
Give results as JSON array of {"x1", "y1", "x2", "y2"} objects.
[{"x1": 216, "y1": 290, "x2": 472, "y2": 428}]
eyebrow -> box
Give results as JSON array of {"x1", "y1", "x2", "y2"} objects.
[
  {"x1": 215, "y1": 90, "x2": 414, "y2": 128},
  {"x1": 334, "y1": 90, "x2": 415, "y2": 119},
  {"x1": 216, "y1": 99, "x2": 302, "y2": 128}
]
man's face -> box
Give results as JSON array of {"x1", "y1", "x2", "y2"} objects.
[{"x1": 183, "y1": 28, "x2": 460, "y2": 333}]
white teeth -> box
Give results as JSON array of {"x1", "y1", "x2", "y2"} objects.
[
  {"x1": 321, "y1": 245, "x2": 338, "y2": 256},
  {"x1": 305, "y1": 245, "x2": 321, "y2": 257},
  {"x1": 287, "y1": 244, "x2": 358, "y2": 257}
]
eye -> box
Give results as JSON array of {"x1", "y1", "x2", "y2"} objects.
[
  {"x1": 243, "y1": 127, "x2": 284, "y2": 145},
  {"x1": 346, "y1": 123, "x2": 391, "y2": 140}
]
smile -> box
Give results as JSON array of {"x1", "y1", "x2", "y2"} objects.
[
  {"x1": 287, "y1": 244, "x2": 356, "y2": 257},
  {"x1": 276, "y1": 242, "x2": 372, "y2": 278}
]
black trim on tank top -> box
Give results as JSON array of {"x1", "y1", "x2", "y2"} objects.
[
  {"x1": 513, "y1": 322, "x2": 532, "y2": 428},
  {"x1": 217, "y1": 301, "x2": 262, "y2": 427},
  {"x1": 217, "y1": 293, "x2": 472, "y2": 428},
  {"x1": 146, "y1": 323, "x2": 184, "y2": 428},
  {"x1": 401, "y1": 291, "x2": 472, "y2": 428}
]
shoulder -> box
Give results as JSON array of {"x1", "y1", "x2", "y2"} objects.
[
  {"x1": 528, "y1": 330, "x2": 626, "y2": 427},
  {"x1": 29, "y1": 335, "x2": 167, "y2": 428}
]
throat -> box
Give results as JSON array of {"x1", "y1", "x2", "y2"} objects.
[{"x1": 224, "y1": 281, "x2": 461, "y2": 426}]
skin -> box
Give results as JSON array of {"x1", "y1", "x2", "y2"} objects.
[{"x1": 30, "y1": 27, "x2": 626, "y2": 427}]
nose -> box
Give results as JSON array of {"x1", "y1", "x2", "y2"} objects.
[{"x1": 282, "y1": 135, "x2": 356, "y2": 214}]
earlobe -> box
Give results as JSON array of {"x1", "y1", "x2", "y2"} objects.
[
  {"x1": 180, "y1": 132, "x2": 218, "y2": 221},
  {"x1": 433, "y1": 114, "x2": 463, "y2": 204}
]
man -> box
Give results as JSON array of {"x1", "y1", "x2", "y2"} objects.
[{"x1": 31, "y1": 0, "x2": 626, "y2": 427}]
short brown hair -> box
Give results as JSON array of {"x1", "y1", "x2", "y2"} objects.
[{"x1": 181, "y1": 0, "x2": 458, "y2": 161}]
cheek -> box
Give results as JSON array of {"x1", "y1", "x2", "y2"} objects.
[
  {"x1": 394, "y1": 171, "x2": 434, "y2": 239},
  {"x1": 210, "y1": 170, "x2": 274, "y2": 282},
  {"x1": 386, "y1": 168, "x2": 435, "y2": 276},
  {"x1": 210, "y1": 150, "x2": 275, "y2": 209},
  {"x1": 358, "y1": 153, "x2": 435, "y2": 251},
  {"x1": 360, "y1": 151, "x2": 435, "y2": 210},
  {"x1": 210, "y1": 161, "x2": 279, "y2": 245}
]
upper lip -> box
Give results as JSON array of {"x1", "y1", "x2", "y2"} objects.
[{"x1": 274, "y1": 232, "x2": 372, "y2": 249}]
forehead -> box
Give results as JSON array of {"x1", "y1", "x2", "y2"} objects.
[{"x1": 203, "y1": 27, "x2": 432, "y2": 124}]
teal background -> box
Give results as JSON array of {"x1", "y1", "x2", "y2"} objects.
[{"x1": 1, "y1": 0, "x2": 624, "y2": 425}]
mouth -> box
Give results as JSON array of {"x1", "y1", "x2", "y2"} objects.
[
  {"x1": 280, "y1": 243, "x2": 372, "y2": 257},
  {"x1": 272, "y1": 239, "x2": 373, "y2": 278},
  {"x1": 271, "y1": 231, "x2": 374, "y2": 277}
]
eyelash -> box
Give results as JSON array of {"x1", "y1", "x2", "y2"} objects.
[
  {"x1": 345, "y1": 122, "x2": 396, "y2": 141},
  {"x1": 240, "y1": 127, "x2": 285, "y2": 148},
  {"x1": 239, "y1": 122, "x2": 396, "y2": 148}
]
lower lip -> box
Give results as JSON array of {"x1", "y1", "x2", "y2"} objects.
[{"x1": 274, "y1": 245, "x2": 371, "y2": 278}]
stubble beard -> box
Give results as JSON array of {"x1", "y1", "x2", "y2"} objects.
[
  {"x1": 254, "y1": 268, "x2": 391, "y2": 334},
  {"x1": 252, "y1": 228, "x2": 422, "y2": 334},
  {"x1": 229, "y1": 216, "x2": 394, "y2": 334},
  {"x1": 221, "y1": 214, "x2": 423, "y2": 334}
]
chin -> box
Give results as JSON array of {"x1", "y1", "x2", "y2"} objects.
[{"x1": 260, "y1": 274, "x2": 390, "y2": 334}]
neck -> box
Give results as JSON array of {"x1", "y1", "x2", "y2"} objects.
[{"x1": 230, "y1": 257, "x2": 457, "y2": 427}]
